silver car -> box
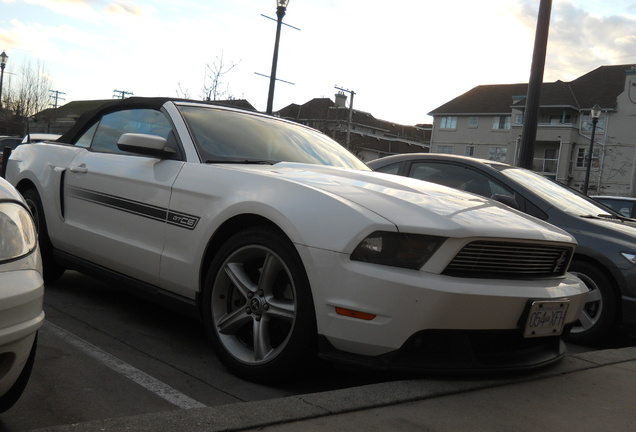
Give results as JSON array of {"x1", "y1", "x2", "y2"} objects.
[{"x1": 0, "y1": 177, "x2": 44, "y2": 412}]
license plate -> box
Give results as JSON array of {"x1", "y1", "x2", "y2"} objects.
[{"x1": 524, "y1": 300, "x2": 570, "y2": 338}]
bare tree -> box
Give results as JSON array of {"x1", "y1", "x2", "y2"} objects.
[
  {"x1": 202, "y1": 52, "x2": 240, "y2": 101},
  {"x1": 176, "y1": 83, "x2": 191, "y2": 99},
  {"x1": 596, "y1": 139, "x2": 633, "y2": 194},
  {"x1": 3, "y1": 60, "x2": 52, "y2": 118}
]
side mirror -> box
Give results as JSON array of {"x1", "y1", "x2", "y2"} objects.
[
  {"x1": 492, "y1": 194, "x2": 520, "y2": 210},
  {"x1": 117, "y1": 133, "x2": 176, "y2": 159},
  {"x1": 1, "y1": 147, "x2": 12, "y2": 178}
]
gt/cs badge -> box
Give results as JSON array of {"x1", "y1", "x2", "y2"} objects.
[{"x1": 168, "y1": 212, "x2": 200, "y2": 230}]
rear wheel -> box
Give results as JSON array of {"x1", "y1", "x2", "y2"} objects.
[
  {"x1": 564, "y1": 260, "x2": 619, "y2": 345},
  {"x1": 22, "y1": 188, "x2": 65, "y2": 283},
  {"x1": 202, "y1": 227, "x2": 317, "y2": 383}
]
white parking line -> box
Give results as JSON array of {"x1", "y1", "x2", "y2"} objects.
[{"x1": 43, "y1": 321, "x2": 207, "y2": 410}]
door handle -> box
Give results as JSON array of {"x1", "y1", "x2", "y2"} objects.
[{"x1": 69, "y1": 164, "x2": 88, "y2": 174}]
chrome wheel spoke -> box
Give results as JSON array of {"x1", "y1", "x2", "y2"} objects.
[
  {"x1": 577, "y1": 309, "x2": 596, "y2": 330},
  {"x1": 258, "y1": 252, "x2": 283, "y2": 295},
  {"x1": 253, "y1": 317, "x2": 273, "y2": 361},
  {"x1": 586, "y1": 288, "x2": 602, "y2": 303},
  {"x1": 265, "y1": 298, "x2": 295, "y2": 322},
  {"x1": 217, "y1": 307, "x2": 252, "y2": 335},
  {"x1": 224, "y1": 262, "x2": 257, "y2": 299}
]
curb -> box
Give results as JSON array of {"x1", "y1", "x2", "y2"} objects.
[{"x1": 33, "y1": 347, "x2": 636, "y2": 432}]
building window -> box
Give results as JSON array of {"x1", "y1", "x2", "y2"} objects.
[
  {"x1": 549, "y1": 114, "x2": 571, "y2": 125},
  {"x1": 468, "y1": 116, "x2": 479, "y2": 128},
  {"x1": 440, "y1": 116, "x2": 457, "y2": 130},
  {"x1": 437, "y1": 145, "x2": 453, "y2": 154},
  {"x1": 488, "y1": 146, "x2": 508, "y2": 162},
  {"x1": 492, "y1": 116, "x2": 511, "y2": 130},
  {"x1": 576, "y1": 147, "x2": 600, "y2": 169},
  {"x1": 465, "y1": 146, "x2": 475, "y2": 156},
  {"x1": 581, "y1": 113, "x2": 605, "y2": 133},
  {"x1": 534, "y1": 148, "x2": 559, "y2": 173},
  {"x1": 514, "y1": 113, "x2": 524, "y2": 125}
]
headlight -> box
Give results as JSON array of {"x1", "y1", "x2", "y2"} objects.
[
  {"x1": 351, "y1": 231, "x2": 446, "y2": 270},
  {"x1": 0, "y1": 202, "x2": 37, "y2": 262}
]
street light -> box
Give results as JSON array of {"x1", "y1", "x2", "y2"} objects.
[
  {"x1": 0, "y1": 51, "x2": 8, "y2": 110},
  {"x1": 582, "y1": 104, "x2": 602, "y2": 195},
  {"x1": 266, "y1": 0, "x2": 289, "y2": 115}
]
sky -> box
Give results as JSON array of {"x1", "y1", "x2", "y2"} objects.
[{"x1": 1, "y1": 0, "x2": 636, "y2": 125}]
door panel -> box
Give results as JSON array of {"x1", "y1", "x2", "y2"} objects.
[{"x1": 61, "y1": 108, "x2": 183, "y2": 286}]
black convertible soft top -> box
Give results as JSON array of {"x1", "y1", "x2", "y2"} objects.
[
  {"x1": 58, "y1": 97, "x2": 257, "y2": 144},
  {"x1": 58, "y1": 97, "x2": 183, "y2": 144}
]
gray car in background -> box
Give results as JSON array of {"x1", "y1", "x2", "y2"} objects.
[{"x1": 368, "y1": 153, "x2": 636, "y2": 346}]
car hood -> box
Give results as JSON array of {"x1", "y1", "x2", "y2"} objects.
[
  {"x1": 559, "y1": 212, "x2": 636, "y2": 251},
  {"x1": 267, "y1": 163, "x2": 575, "y2": 244}
]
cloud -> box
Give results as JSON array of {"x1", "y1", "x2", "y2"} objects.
[
  {"x1": 513, "y1": 1, "x2": 636, "y2": 81},
  {"x1": 17, "y1": 0, "x2": 151, "y2": 23},
  {"x1": 19, "y1": 0, "x2": 101, "y2": 23},
  {"x1": 104, "y1": 1, "x2": 150, "y2": 18}
]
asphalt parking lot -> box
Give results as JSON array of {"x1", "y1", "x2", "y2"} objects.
[
  {"x1": 0, "y1": 272, "x2": 412, "y2": 431},
  {"x1": 1, "y1": 271, "x2": 634, "y2": 431}
]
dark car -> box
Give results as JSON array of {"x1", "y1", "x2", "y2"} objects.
[
  {"x1": 368, "y1": 153, "x2": 636, "y2": 345},
  {"x1": 0, "y1": 136, "x2": 22, "y2": 149},
  {"x1": 0, "y1": 137, "x2": 23, "y2": 175}
]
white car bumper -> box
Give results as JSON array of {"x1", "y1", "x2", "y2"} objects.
[
  {"x1": 0, "y1": 269, "x2": 45, "y2": 395},
  {"x1": 300, "y1": 246, "x2": 587, "y2": 362}
]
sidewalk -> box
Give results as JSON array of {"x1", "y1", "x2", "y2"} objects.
[{"x1": 34, "y1": 347, "x2": 636, "y2": 432}]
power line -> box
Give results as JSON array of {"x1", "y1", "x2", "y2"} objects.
[
  {"x1": 49, "y1": 90, "x2": 66, "y2": 108},
  {"x1": 113, "y1": 89, "x2": 133, "y2": 99}
]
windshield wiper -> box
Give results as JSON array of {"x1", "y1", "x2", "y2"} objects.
[
  {"x1": 205, "y1": 159, "x2": 275, "y2": 165},
  {"x1": 581, "y1": 213, "x2": 636, "y2": 222}
]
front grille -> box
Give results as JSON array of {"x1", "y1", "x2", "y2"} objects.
[{"x1": 443, "y1": 241, "x2": 573, "y2": 279}]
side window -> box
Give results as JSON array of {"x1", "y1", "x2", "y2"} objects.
[
  {"x1": 411, "y1": 164, "x2": 441, "y2": 181},
  {"x1": 87, "y1": 109, "x2": 175, "y2": 155},
  {"x1": 409, "y1": 162, "x2": 515, "y2": 200},
  {"x1": 75, "y1": 123, "x2": 98, "y2": 148},
  {"x1": 374, "y1": 162, "x2": 402, "y2": 175}
]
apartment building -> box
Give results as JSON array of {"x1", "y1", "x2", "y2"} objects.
[{"x1": 428, "y1": 64, "x2": 636, "y2": 195}]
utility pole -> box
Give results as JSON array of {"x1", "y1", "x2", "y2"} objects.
[
  {"x1": 518, "y1": 0, "x2": 552, "y2": 169},
  {"x1": 335, "y1": 86, "x2": 355, "y2": 149},
  {"x1": 49, "y1": 90, "x2": 66, "y2": 109},
  {"x1": 113, "y1": 89, "x2": 133, "y2": 99},
  {"x1": 48, "y1": 90, "x2": 66, "y2": 132}
]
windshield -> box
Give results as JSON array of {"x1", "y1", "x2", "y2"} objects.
[
  {"x1": 178, "y1": 105, "x2": 369, "y2": 170},
  {"x1": 495, "y1": 165, "x2": 614, "y2": 217}
]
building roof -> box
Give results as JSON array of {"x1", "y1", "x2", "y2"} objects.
[
  {"x1": 429, "y1": 64, "x2": 636, "y2": 115},
  {"x1": 278, "y1": 97, "x2": 430, "y2": 134}
]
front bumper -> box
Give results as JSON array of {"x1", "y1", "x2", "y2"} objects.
[
  {"x1": 0, "y1": 268, "x2": 45, "y2": 395},
  {"x1": 319, "y1": 330, "x2": 566, "y2": 373},
  {"x1": 299, "y1": 245, "x2": 587, "y2": 369}
]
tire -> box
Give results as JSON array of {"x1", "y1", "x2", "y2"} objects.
[
  {"x1": 564, "y1": 260, "x2": 619, "y2": 346},
  {"x1": 22, "y1": 188, "x2": 65, "y2": 283},
  {"x1": 0, "y1": 334, "x2": 37, "y2": 413},
  {"x1": 202, "y1": 227, "x2": 317, "y2": 383}
]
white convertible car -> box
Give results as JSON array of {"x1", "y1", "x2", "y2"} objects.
[{"x1": 4, "y1": 98, "x2": 587, "y2": 382}]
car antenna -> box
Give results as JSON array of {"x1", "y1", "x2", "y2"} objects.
[{"x1": 25, "y1": 117, "x2": 31, "y2": 143}]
